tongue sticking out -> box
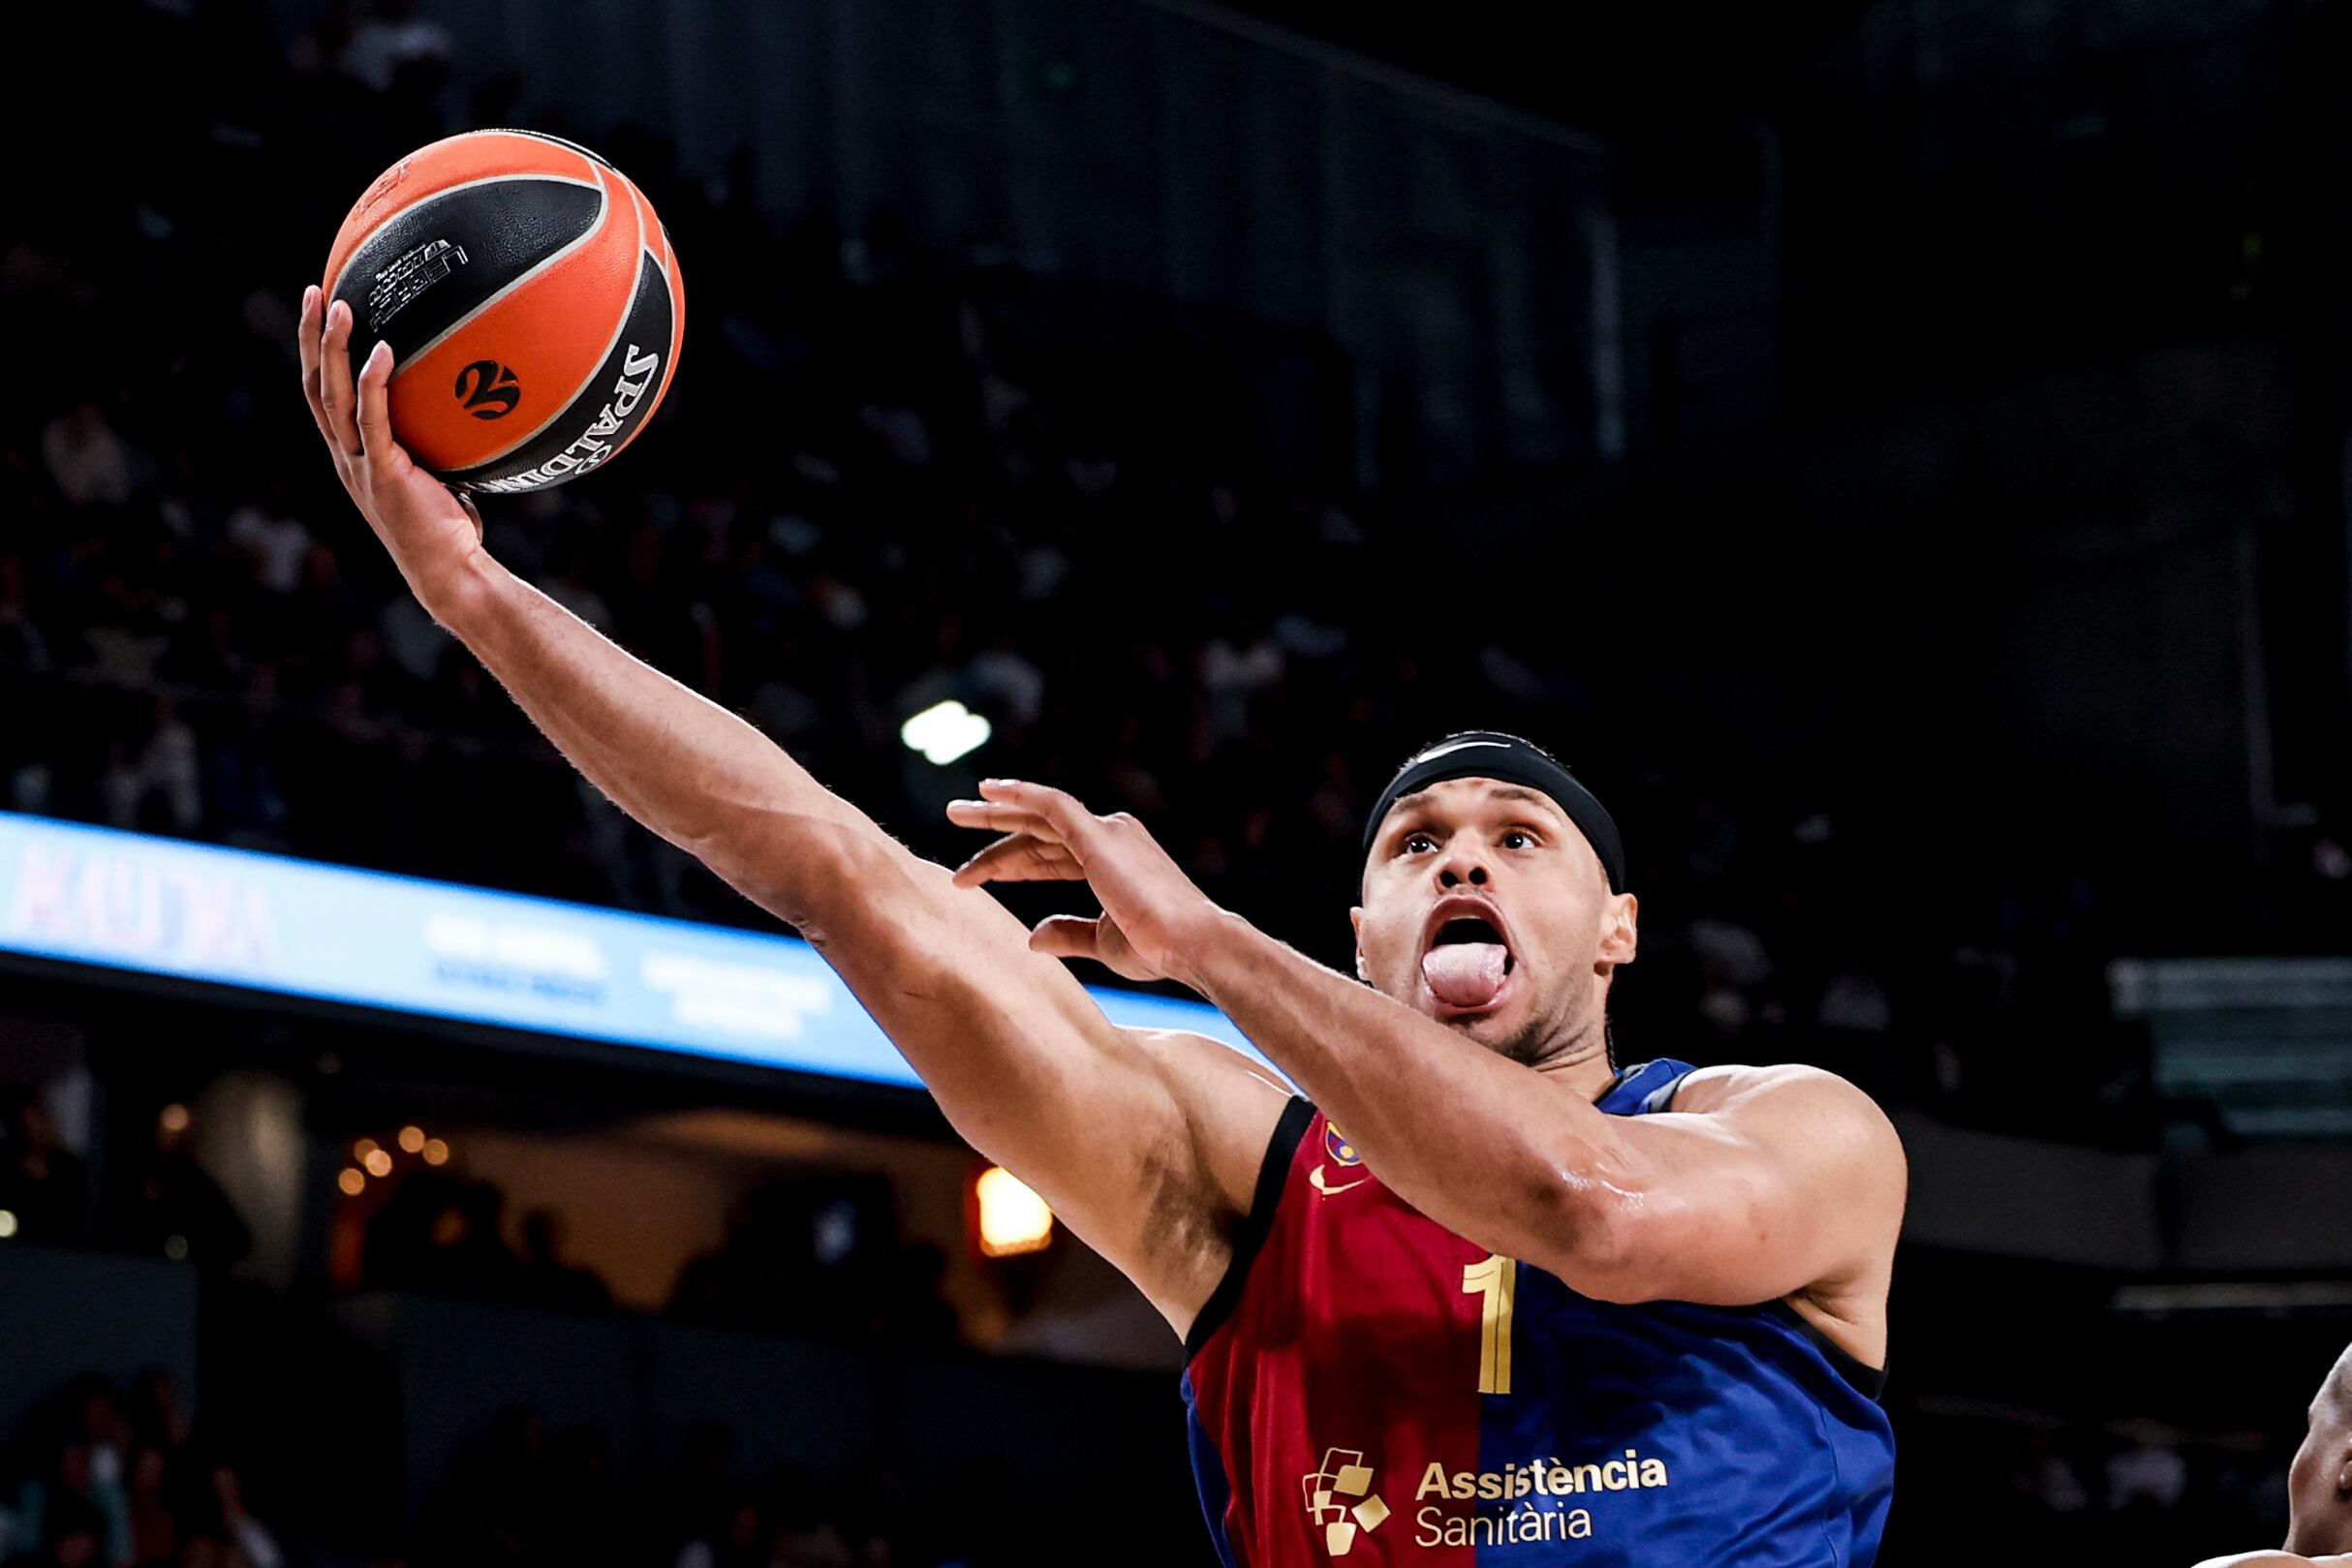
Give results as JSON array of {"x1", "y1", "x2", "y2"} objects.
[{"x1": 1422, "y1": 943, "x2": 1510, "y2": 1009}]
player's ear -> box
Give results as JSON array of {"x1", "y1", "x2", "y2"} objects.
[
  {"x1": 1598, "y1": 892, "x2": 1638, "y2": 967},
  {"x1": 1349, "y1": 907, "x2": 1369, "y2": 982}
]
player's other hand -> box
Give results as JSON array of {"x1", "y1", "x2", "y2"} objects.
[
  {"x1": 948, "y1": 781, "x2": 1227, "y2": 990},
  {"x1": 297, "y1": 287, "x2": 485, "y2": 613}
]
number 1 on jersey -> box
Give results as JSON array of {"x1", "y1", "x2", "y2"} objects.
[{"x1": 1462, "y1": 1252, "x2": 1517, "y2": 1395}]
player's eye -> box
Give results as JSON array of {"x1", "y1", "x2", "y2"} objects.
[
  {"x1": 1402, "y1": 831, "x2": 1439, "y2": 854},
  {"x1": 1501, "y1": 829, "x2": 1538, "y2": 850}
]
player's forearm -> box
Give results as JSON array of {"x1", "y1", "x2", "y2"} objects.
[
  {"x1": 423, "y1": 556, "x2": 1161, "y2": 1187},
  {"x1": 430, "y1": 550, "x2": 876, "y2": 925},
  {"x1": 1182, "y1": 912, "x2": 1632, "y2": 1265}
]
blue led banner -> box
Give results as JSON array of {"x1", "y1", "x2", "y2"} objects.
[{"x1": 0, "y1": 813, "x2": 1264, "y2": 1087}]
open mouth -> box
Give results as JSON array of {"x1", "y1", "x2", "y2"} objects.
[
  {"x1": 1421, "y1": 904, "x2": 1517, "y2": 1011},
  {"x1": 1429, "y1": 916, "x2": 1516, "y2": 972}
]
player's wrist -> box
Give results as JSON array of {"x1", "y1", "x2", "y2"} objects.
[
  {"x1": 1165, "y1": 904, "x2": 1257, "y2": 998},
  {"x1": 415, "y1": 539, "x2": 502, "y2": 634}
]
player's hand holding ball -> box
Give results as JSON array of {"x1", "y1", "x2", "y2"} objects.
[
  {"x1": 297, "y1": 290, "x2": 486, "y2": 613},
  {"x1": 299, "y1": 129, "x2": 683, "y2": 614}
]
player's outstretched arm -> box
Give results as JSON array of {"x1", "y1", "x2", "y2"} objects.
[
  {"x1": 294, "y1": 292, "x2": 1288, "y2": 1334},
  {"x1": 952, "y1": 780, "x2": 1904, "y2": 1361}
]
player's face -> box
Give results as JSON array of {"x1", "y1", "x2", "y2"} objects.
[{"x1": 1353, "y1": 778, "x2": 1636, "y2": 1066}]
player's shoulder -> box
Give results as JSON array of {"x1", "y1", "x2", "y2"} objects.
[
  {"x1": 1665, "y1": 1061, "x2": 1904, "y2": 1159},
  {"x1": 2191, "y1": 1553, "x2": 2347, "y2": 1567},
  {"x1": 1666, "y1": 1059, "x2": 1872, "y2": 1111}
]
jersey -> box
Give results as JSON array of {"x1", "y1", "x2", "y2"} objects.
[{"x1": 1180, "y1": 1058, "x2": 1894, "y2": 1567}]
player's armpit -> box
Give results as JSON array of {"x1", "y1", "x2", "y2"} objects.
[{"x1": 1539, "y1": 1064, "x2": 1904, "y2": 1334}]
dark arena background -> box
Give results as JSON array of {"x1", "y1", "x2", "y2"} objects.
[{"x1": 5, "y1": 1, "x2": 2352, "y2": 1564}]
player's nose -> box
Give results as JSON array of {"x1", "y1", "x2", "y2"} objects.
[{"x1": 1436, "y1": 854, "x2": 1489, "y2": 888}]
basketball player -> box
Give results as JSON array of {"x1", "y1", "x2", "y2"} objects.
[
  {"x1": 298, "y1": 292, "x2": 1905, "y2": 1563},
  {"x1": 2194, "y1": 1343, "x2": 2352, "y2": 1568}
]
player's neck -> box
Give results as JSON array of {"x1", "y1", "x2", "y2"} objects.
[{"x1": 1527, "y1": 1022, "x2": 1619, "y2": 1101}]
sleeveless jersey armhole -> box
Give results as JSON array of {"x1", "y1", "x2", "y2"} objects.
[
  {"x1": 1183, "y1": 1095, "x2": 1315, "y2": 1360},
  {"x1": 1766, "y1": 1300, "x2": 1889, "y2": 1400},
  {"x1": 1633, "y1": 1066, "x2": 1888, "y2": 1400}
]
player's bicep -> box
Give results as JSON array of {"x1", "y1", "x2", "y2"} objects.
[{"x1": 1588, "y1": 1069, "x2": 1903, "y2": 1307}]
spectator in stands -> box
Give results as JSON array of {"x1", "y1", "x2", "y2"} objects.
[
  {"x1": 512, "y1": 1209, "x2": 612, "y2": 1314},
  {"x1": 121, "y1": 1376, "x2": 185, "y2": 1460},
  {"x1": 28, "y1": 1491, "x2": 107, "y2": 1568},
  {"x1": 204, "y1": 1461, "x2": 282, "y2": 1568},
  {"x1": 123, "y1": 1444, "x2": 175, "y2": 1566},
  {"x1": 10, "y1": 1423, "x2": 131, "y2": 1568},
  {"x1": 669, "y1": 1489, "x2": 762, "y2": 1568},
  {"x1": 106, "y1": 1108, "x2": 250, "y2": 1273},
  {"x1": 0, "y1": 1089, "x2": 89, "y2": 1245},
  {"x1": 362, "y1": 1172, "x2": 521, "y2": 1301}
]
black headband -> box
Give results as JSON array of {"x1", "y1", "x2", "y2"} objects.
[{"x1": 1362, "y1": 733, "x2": 1626, "y2": 893}]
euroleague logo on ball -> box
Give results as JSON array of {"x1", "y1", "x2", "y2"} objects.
[{"x1": 454, "y1": 360, "x2": 522, "y2": 420}]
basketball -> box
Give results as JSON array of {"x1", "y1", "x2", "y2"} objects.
[{"x1": 321, "y1": 129, "x2": 683, "y2": 494}]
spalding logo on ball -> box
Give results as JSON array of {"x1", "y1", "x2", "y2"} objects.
[{"x1": 322, "y1": 129, "x2": 683, "y2": 493}]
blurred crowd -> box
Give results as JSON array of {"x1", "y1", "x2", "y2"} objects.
[
  {"x1": 0, "y1": 1373, "x2": 280, "y2": 1568},
  {"x1": 1, "y1": 0, "x2": 2182, "y2": 1149},
  {"x1": 405, "y1": 1410, "x2": 1068, "y2": 1568},
  {"x1": 5, "y1": 1369, "x2": 2300, "y2": 1568},
  {"x1": 353, "y1": 1166, "x2": 956, "y2": 1345},
  {"x1": 0, "y1": 1091, "x2": 248, "y2": 1271},
  {"x1": 0, "y1": 1369, "x2": 971, "y2": 1568},
  {"x1": 1900, "y1": 1416, "x2": 2299, "y2": 1568}
]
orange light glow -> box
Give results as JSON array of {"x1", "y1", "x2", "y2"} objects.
[
  {"x1": 975, "y1": 1165, "x2": 1054, "y2": 1257},
  {"x1": 397, "y1": 1125, "x2": 426, "y2": 1153},
  {"x1": 362, "y1": 1149, "x2": 393, "y2": 1178},
  {"x1": 354, "y1": 1138, "x2": 380, "y2": 1161},
  {"x1": 337, "y1": 1168, "x2": 365, "y2": 1196},
  {"x1": 420, "y1": 1138, "x2": 449, "y2": 1166},
  {"x1": 159, "y1": 1104, "x2": 191, "y2": 1134}
]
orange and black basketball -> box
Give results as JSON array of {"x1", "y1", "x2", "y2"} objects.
[{"x1": 322, "y1": 129, "x2": 683, "y2": 494}]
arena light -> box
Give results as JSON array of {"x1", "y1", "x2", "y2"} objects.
[
  {"x1": 0, "y1": 1210, "x2": 17, "y2": 1240},
  {"x1": 975, "y1": 1165, "x2": 1053, "y2": 1257},
  {"x1": 337, "y1": 1168, "x2": 365, "y2": 1196},
  {"x1": 397, "y1": 1125, "x2": 425, "y2": 1153},
  {"x1": 421, "y1": 1138, "x2": 449, "y2": 1166},
  {"x1": 901, "y1": 700, "x2": 992, "y2": 766},
  {"x1": 159, "y1": 1104, "x2": 191, "y2": 1134},
  {"x1": 363, "y1": 1148, "x2": 394, "y2": 1178}
]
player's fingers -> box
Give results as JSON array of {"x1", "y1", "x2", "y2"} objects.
[
  {"x1": 976, "y1": 779, "x2": 1095, "y2": 843},
  {"x1": 951, "y1": 833, "x2": 1080, "y2": 888},
  {"x1": 944, "y1": 798, "x2": 1054, "y2": 838},
  {"x1": 318, "y1": 299, "x2": 365, "y2": 459},
  {"x1": 355, "y1": 340, "x2": 401, "y2": 466},
  {"x1": 1028, "y1": 914, "x2": 1105, "y2": 963},
  {"x1": 295, "y1": 287, "x2": 336, "y2": 446}
]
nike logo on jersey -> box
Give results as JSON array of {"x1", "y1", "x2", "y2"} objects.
[{"x1": 1311, "y1": 1166, "x2": 1368, "y2": 1197}]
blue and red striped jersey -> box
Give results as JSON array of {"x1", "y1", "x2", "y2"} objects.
[{"x1": 1181, "y1": 1058, "x2": 1894, "y2": 1566}]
